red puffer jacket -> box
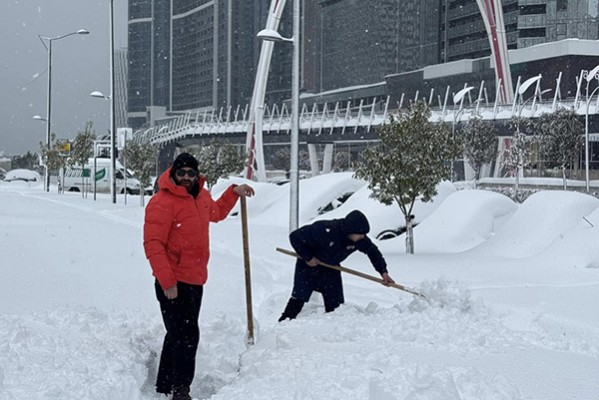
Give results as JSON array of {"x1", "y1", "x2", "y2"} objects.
[{"x1": 143, "y1": 168, "x2": 239, "y2": 289}]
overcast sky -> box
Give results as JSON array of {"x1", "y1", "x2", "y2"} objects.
[{"x1": 0, "y1": 0, "x2": 128, "y2": 156}]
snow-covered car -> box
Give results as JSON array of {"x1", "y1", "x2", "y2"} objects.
[
  {"x1": 4, "y1": 169, "x2": 41, "y2": 182},
  {"x1": 0, "y1": 167, "x2": 6, "y2": 180}
]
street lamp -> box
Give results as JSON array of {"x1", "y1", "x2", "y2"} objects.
[
  {"x1": 584, "y1": 65, "x2": 599, "y2": 193},
  {"x1": 257, "y1": 0, "x2": 300, "y2": 232},
  {"x1": 90, "y1": 0, "x2": 117, "y2": 204},
  {"x1": 90, "y1": 90, "x2": 117, "y2": 203},
  {"x1": 38, "y1": 29, "x2": 89, "y2": 192}
]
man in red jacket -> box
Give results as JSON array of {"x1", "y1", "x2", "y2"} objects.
[{"x1": 143, "y1": 152, "x2": 254, "y2": 400}]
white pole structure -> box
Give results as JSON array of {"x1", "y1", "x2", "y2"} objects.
[
  {"x1": 584, "y1": 65, "x2": 599, "y2": 193},
  {"x1": 255, "y1": 0, "x2": 300, "y2": 231},
  {"x1": 38, "y1": 29, "x2": 89, "y2": 192},
  {"x1": 244, "y1": 0, "x2": 287, "y2": 182},
  {"x1": 109, "y1": 0, "x2": 117, "y2": 204},
  {"x1": 289, "y1": 0, "x2": 300, "y2": 232}
]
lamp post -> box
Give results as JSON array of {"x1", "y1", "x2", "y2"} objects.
[
  {"x1": 38, "y1": 29, "x2": 89, "y2": 192},
  {"x1": 91, "y1": 0, "x2": 117, "y2": 204},
  {"x1": 584, "y1": 65, "x2": 599, "y2": 193},
  {"x1": 90, "y1": 90, "x2": 117, "y2": 203},
  {"x1": 32, "y1": 115, "x2": 48, "y2": 190},
  {"x1": 257, "y1": 0, "x2": 300, "y2": 232}
]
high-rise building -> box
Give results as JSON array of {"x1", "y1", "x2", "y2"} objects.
[
  {"x1": 127, "y1": 0, "x2": 153, "y2": 128},
  {"x1": 317, "y1": 0, "x2": 441, "y2": 91},
  {"x1": 441, "y1": 0, "x2": 599, "y2": 61},
  {"x1": 127, "y1": 0, "x2": 599, "y2": 129},
  {"x1": 127, "y1": 0, "x2": 299, "y2": 128},
  {"x1": 114, "y1": 48, "x2": 128, "y2": 129}
]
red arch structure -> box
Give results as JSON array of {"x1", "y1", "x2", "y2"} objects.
[{"x1": 476, "y1": 0, "x2": 514, "y2": 103}]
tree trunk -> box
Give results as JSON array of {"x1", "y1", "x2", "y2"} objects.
[
  {"x1": 562, "y1": 165, "x2": 567, "y2": 190},
  {"x1": 405, "y1": 215, "x2": 414, "y2": 254}
]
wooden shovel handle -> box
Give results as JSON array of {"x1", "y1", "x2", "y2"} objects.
[{"x1": 275, "y1": 247, "x2": 425, "y2": 299}]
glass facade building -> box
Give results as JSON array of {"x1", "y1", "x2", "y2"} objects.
[
  {"x1": 318, "y1": 0, "x2": 441, "y2": 91},
  {"x1": 441, "y1": 0, "x2": 599, "y2": 62},
  {"x1": 128, "y1": 0, "x2": 153, "y2": 128},
  {"x1": 127, "y1": 0, "x2": 599, "y2": 128},
  {"x1": 127, "y1": 0, "x2": 296, "y2": 128}
]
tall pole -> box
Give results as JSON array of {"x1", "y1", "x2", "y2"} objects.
[
  {"x1": 586, "y1": 97, "x2": 590, "y2": 192},
  {"x1": 110, "y1": 0, "x2": 117, "y2": 204},
  {"x1": 38, "y1": 29, "x2": 89, "y2": 192},
  {"x1": 584, "y1": 86, "x2": 599, "y2": 193},
  {"x1": 289, "y1": 0, "x2": 300, "y2": 232},
  {"x1": 45, "y1": 40, "x2": 53, "y2": 192},
  {"x1": 244, "y1": 0, "x2": 287, "y2": 181},
  {"x1": 583, "y1": 67, "x2": 599, "y2": 193}
]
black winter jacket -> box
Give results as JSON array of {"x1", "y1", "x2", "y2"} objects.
[{"x1": 289, "y1": 216, "x2": 387, "y2": 274}]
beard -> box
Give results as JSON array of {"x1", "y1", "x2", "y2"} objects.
[{"x1": 175, "y1": 177, "x2": 198, "y2": 194}]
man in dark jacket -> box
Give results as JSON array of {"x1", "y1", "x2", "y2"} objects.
[{"x1": 279, "y1": 210, "x2": 395, "y2": 321}]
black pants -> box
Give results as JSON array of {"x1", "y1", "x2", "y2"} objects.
[
  {"x1": 154, "y1": 281, "x2": 203, "y2": 394},
  {"x1": 291, "y1": 261, "x2": 345, "y2": 312}
]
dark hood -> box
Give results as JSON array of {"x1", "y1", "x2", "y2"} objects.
[{"x1": 341, "y1": 210, "x2": 370, "y2": 234}]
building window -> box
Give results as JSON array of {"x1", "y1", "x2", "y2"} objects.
[{"x1": 557, "y1": 0, "x2": 567, "y2": 12}]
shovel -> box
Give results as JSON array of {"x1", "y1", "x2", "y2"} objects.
[{"x1": 276, "y1": 247, "x2": 426, "y2": 299}]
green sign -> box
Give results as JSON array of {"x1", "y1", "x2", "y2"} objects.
[
  {"x1": 82, "y1": 168, "x2": 106, "y2": 181},
  {"x1": 95, "y1": 168, "x2": 106, "y2": 181}
]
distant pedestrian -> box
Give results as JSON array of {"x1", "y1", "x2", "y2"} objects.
[
  {"x1": 143, "y1": 152, "x2": 254, "y2": 400},
  {"x1": 279, "y1": 210, "x2": 395, "y2": 321}
]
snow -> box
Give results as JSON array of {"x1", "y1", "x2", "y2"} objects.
[{"x1": 1, "y1": 174, "x2": 598, "y2": 400}]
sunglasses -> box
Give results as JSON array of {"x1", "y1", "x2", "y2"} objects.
[{"x1": 175, "y1": 169, "x2": 198, "y2": 178}]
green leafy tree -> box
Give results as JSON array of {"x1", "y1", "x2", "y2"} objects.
[
  {"x1": 11, "y1": 151, "x2": 39, "y2": 170},
  {"x1": 40, "y1": 133, "x2": 65, "y2": 192},
  {"x1": 271, "y1": 147, "x2": 291, "y2": 170},
  {"x1": 354, "y1": 100, "x2": 460, "y2": 253},
  {"x1": 71, "y1": 122, "x2": 96, "y2": 197},
  {"x1": 194, "y1": 142, "x2": 244, "y2": 188},
  {"x1": 124, "y1": 140, "x2": 157, "y2": 206},
  {"x1": 333, "y1": 150, "x2": 352, "y2": 171},
  {"x1": 218, "y1": 143, "x2": 245, "y2": 178},
  {"x1": 298, "y1": 149, "x2": 311, "y2": 171},
  {"x1": 535, "y1": 108, "x2": 584, "y2": 189},
  {"x1": 462, "y1": 116, "x2": 498, "y2": 187},
  {"x1": 269, "y1": 147, "x2": 311, "y2": 174}
]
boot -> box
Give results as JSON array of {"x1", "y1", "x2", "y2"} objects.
[
  {"x1": 278, "y1": 297, "x2": 304, "y2": 322},
  {"x1": 172, "y1": 386, "x2": 192, "y2": 400}
]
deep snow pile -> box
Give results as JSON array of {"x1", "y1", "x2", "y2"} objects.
[{"x1": 1, "y1": 175, "x2": 598, "y2": 400}]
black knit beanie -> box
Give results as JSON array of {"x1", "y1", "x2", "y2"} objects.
[
  {"x1": 342, "y1": 210, "x2": 370, "y2": 234},
  {"x1": 170, "y1": 153, "x2": 198, "y2": 178}
]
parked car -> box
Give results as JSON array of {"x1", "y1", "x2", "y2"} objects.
[{"x1": 4, "y1": 169, "x2": 41, "y2": 182}]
